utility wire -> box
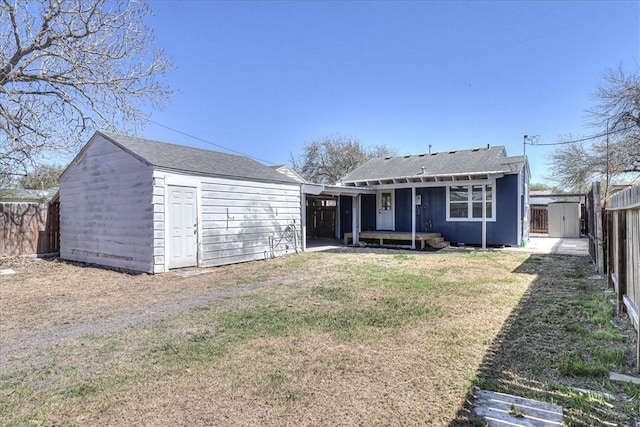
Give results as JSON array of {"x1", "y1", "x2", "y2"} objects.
[
  {"x1": 525, "y1": 125, "x2": 634, "y2": 146},
  {"x1": 145, "y1": 118, "x2": 277, "y2": 165}
]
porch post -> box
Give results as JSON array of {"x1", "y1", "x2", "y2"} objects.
[
  {"x1": 411, "y1": 187, "x2": 416, "y2": 249},
  {"x1": 352, "y1": 195, "x2": 359, "y2": 245},
  {"x1": 301, "y1": 190, "x2": 307, "y2": 251},
  {"x1": 482, "y1": 185, "x2": 487, "y2": 250},
  {"x1": 335, "y1": 196, "x2": 341, "y2": 240},
  {"x1": 517, "y1": 170, "x2": 523, "y2": 246}
]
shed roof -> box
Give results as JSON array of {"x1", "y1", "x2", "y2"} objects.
[
  {"x1": 98, "y1": 132, "x2": 298, "y2": 184},
  {"x1": 340, "y1": 145, "x2": 525, "y2": 186}
]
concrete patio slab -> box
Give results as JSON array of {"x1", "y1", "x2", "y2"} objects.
[
  {"x1": 503, "y1": 237, "x2": 589, "y2": 256},
  {"x1": 473, "y1": 389, "x2": 563, "y2": 426}
]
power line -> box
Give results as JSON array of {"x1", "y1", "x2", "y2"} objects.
[
  {"x1": 145, "y1": 118, "x2": 277, "y2": 165},
  {"x1": 525, "y1": 125, "x2": 634, "y2": 146}
]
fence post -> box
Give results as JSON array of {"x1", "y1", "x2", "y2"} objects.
[
  {"x1": 606, "y1": 210, "x2": 613, "y2": 289},
  {"x1": 593, "y1": 182, "x2": 605, "y2": 274},
  {"x1": 617, "y1": 212, "x2": 627, "y2": 314}
]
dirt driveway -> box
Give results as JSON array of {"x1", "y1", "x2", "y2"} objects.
[{"x1": 1, "y1": 255, "x2": 320, "y2": 372}]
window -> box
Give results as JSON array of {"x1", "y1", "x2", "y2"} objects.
[
  {"x1": 447, "y1": 183, "x2": 495, "y2": 221},
  {"x1": 449, "y1": 186, "x2": 468, "y2": 218},
  {"x1": 381, "y1": 192, "x2": 392, "y2": 210}
]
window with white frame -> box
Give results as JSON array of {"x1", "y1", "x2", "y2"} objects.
[{"x1": 447, "y1": 183, "x2": 495, "y2": 221}]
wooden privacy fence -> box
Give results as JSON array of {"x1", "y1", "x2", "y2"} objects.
[
  {"x1": 0, "y1": 201, "x2": 60, "y2": 257},
  {"x1": 530, "y1": 205, "x2": 548, "y2": 233},
  {"x1": 306, "y1": 198, "x2": 336, "y2": 239},
  {"x1": 586, "y1": 182, "x2": 605, "y2": 273},
  {"x1": 606, "y1": 183, "x2": 640, "y2": 372}
]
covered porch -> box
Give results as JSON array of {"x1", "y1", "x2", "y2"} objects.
[
  {"x1": 302, "y1": 184, "x2": 454, "y2": 251},
  {"x1": 343, "y1": 231, "x2": 449, "y2": 249}
]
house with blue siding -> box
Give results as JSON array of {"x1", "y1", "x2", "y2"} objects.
[{"x1": 316, "y1": 145, "x2": 529, "y2": 249}]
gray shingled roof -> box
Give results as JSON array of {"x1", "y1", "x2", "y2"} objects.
[
  {"x1": 0, "y1": 186, "x2": 59, "y2": 202},
  {"x1": 340, "y1": 146, "x2": 525, "y2": 184},
  {"x1": 99, "y1": 132, "x2": 298, "y2": 184}
]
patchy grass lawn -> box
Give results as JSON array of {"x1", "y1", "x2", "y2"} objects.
[{"x1": 0, "y1": 249, "x2": 637, "y2": 426}]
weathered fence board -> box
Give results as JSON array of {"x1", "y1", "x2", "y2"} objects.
[
  {"x1": 530, "y1": 205, "x2": 548, "y2": 233},
  {"x1": 606, "y1": 184, "x2": 640, "y2": 372},
  {"x1": 587, "y1": 182, "x2": 604, "y2": 273},
  {"x1": 0, "y1": 202, "x2": 60, "y2": 257}
]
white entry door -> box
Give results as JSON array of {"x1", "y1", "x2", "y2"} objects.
[
  {"x1": 168, "y1": 186, "x2": 197, "y2": 269},
  {"x1": 377, "y1": 191, "x2": 394, "y2": 230}
]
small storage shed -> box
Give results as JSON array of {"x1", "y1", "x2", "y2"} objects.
[
  {"x1": 60, "y1": 131, "x2": 302, "y2": 273},
  {"x1": 548, "y1": 202, "x2": 581, "y2": 238}
]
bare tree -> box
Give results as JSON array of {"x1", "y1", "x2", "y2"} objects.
[
  {"x1": 0, "y1": 0, "x2": 173, "y2": 181},
  {"x1": 548, "y1": 142, "x2": 602, "y2": 192},
  {"x1": 19, "y1": 163, "x2": 64, "y2": 189},
  {"x1": 549, "y1": 67, "x2": 640, "y2": 192},
  {"x1": 291, "y1": 135, "x2": 396, "y2": 184}
]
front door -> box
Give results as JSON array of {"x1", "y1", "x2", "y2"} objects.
[
  {"x1": 377, "y1": 191, "x2": 394, "y2": 230},
  {"x1": 168, "y1": 186, "x2": 197, "y2": 269}
]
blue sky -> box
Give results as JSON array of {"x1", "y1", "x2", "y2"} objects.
[{"x1": 141, "y1": 1, "x2": 639, "y2": 185}]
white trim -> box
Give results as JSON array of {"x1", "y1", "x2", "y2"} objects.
[
  {"x1": 301, "y1": 192, "x2": 307, "y2": 251},
  {"x1": 446, "y1": 182, "x2": 497, "y2": 222},
  {"x1": 482, "y1": 185, "x2": 487, "y2": 249},
  {"x1": 164, "y1": 184, "x2": 200, "y2": 271},
  {"x1": 517, "y1": 171, "x2": 523, "y2": 245},
  {"x1": 377, "y1": 190, "x2": 395, "y2": 230},
  {"x1": 360, "y1": 178, "x2": 496, "y2": 191},
  {"x1": 302, "y1": 183, "x2": 324, "y2": 196},
  {"x1": 341, "y1": 170, "x2": 515, "y2": 187},
  {"x1": 309, "y1": 184, "x2": 376, "y2": 196}
]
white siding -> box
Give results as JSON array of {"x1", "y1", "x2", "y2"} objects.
[
  {"x1": 152, "y1": 177, "x2": 166, "y2": 273},
  {"x1": 60, "y1": 135, "x2": 155, "y2": 272},
  {"x1": 198, "y1": 178, "x2": 301, "y2": 267}
]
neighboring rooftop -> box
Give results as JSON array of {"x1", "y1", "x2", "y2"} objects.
[
  {"x1": 96, "y1": 131, "x2": 298, "y2": 184},
  {"x1": 340, "y1": 145, "x2": 525, "y2": 186},
  {"x1": 0, "y1": 186, "x2": 59, "y2": 202},
  {"x1": 270, "y1": 164, "x2": 309, "y2": 184}
]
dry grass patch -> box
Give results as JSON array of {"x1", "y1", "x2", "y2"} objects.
[
  {"x1": 454, "y1": 254, "x2": 639, "y2": 426},
  {"x1": 3, "y1": 250, "x2": 636, "y2": 425}
]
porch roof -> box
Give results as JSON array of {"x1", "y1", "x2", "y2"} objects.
[
  {"x1": 340, "y1": 145, "x2": 525, "y2": 187},
  {"x1": 302, "y1": 183, "x2": 376, "y2": 196}
]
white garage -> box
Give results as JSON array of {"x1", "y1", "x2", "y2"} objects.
[{"x1": 60, "y1": 131, "x2": 302, "y2": 273}]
